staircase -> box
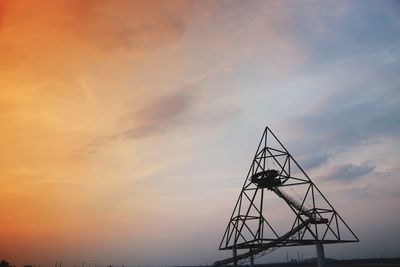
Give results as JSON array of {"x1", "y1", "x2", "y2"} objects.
[
  {"x1": 272, "y1": 188, "x2": 310, "y2": 215},
  {"x1": 213, "y1": 219, "x2": 311, "y2": 266}
]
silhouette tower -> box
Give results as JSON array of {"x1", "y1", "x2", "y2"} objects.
[{"x1": 215, "y1": 127, "x2": 358, "y2": 267}]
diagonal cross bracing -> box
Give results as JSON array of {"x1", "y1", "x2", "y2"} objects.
[{"x1": 215, "y1": 127, "x2": 358, "y2": 266}]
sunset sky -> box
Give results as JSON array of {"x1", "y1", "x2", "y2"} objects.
[{"x1": 1, "y1": 1, "x2": 400, "y2": 266}]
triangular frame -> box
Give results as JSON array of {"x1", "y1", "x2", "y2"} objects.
[{"x1": 217, "y1": 127, "x2": 358, "y2": 264}]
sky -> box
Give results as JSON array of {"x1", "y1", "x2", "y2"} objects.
[{"x1": 0, "y1": 0, "x2": 400, "y2": 266}]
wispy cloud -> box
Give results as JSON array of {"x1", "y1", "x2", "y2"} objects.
[
  {"x1": 77, "y1": 85, "x2": 240, "y2": 155},
  {"x1": 121, "y1": 86, "x2": 195, "y2": 138},
  {"x1": 0, "y1": 0, "x2": 192, "y2": 81},
  {"x1": 322, "y1": 162, "x2": 375, "y2": 181},
  {"x1": 287, "y1": 46, "x2": 400, "y2": 170},
  {"x1": 65, "y1": 0, "x2": 191, "y2": 55},
  {"x1": 300, "y1": 151, "x2": 330, "y2": 170},
  {"x1": 75, "y1": 87, "x2": 195, "y2": 154},
  {"x1": 302, "y1": 82, "x2": 400, "y2": 148}
]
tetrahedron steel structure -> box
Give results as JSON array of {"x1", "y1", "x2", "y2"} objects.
[{"x1": 215, "y1": 127, "x2": 358, "y2": 266}]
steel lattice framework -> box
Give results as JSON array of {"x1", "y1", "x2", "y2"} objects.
[{"x1": 215, "y1": 127, "x2": 358, "y2": 266}]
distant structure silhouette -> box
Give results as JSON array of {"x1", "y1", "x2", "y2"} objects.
[
  {"x1": 214, "y1": 127, "x2": 358, "y2": 267},
  {"x1": 0, "y1": 260, "x2": 11, "y2": 267}
]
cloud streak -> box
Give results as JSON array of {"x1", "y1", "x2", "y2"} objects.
[
  {"x1": 286, "y1": 46, "x2": 400, "y2": 172},
  {"x1": 322, "y1": 162, "x2": 375, "y2": 181},
  {"x1": 65, "y1": 0, "x2": 190, "y2": 55},
  {"x1": 77, "y1": 85, "x2": 240, "y2": 155},
  {"x1": 121, "y1": 86, "x2": 195, "y2": 139},
  {"x1": 75, "y1": 87, "x2": 196, "y2": 155},
  {"x1": 299, "y1": 152, "x2": 330, "y2": 170}
]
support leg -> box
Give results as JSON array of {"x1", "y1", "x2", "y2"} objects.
[
  {"x1": 316, "y1": 243, "x2": 325, "y2": 267},
  {"x1": 249, "y1": 253, "x2": 254, "y2": 267},
  {"x1": 232, "y1": 247, "x2": 238, "y2": 267}
]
